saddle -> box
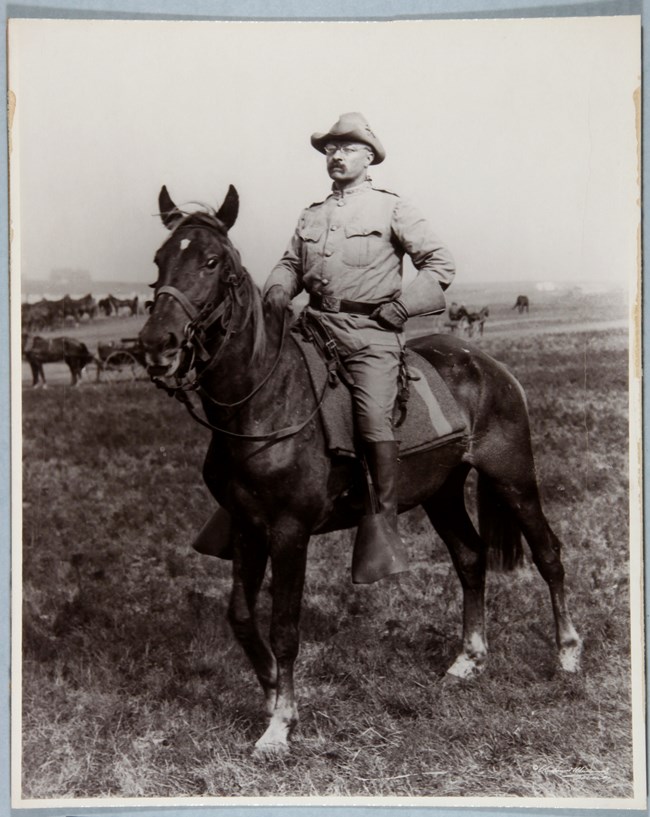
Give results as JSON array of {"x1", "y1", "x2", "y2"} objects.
[{"x1": 291, "y1": 315, "x2": 467, "y2": 460}]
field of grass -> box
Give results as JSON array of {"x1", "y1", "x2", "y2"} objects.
[{"x1": 17, "y1": 287, "x2": 640, "y2": 804}]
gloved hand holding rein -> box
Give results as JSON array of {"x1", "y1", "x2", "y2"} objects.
[{"x1": 264, "y1": 284, "x2": 292, "y2": 313}]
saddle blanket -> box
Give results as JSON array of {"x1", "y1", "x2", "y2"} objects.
[{"x1": 292, "y1": 334, "x2": 467, "y2": 459}]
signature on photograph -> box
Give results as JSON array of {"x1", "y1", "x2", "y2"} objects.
[{"x1": 532, "y1": 764, "x2": 610, "y2": 781}]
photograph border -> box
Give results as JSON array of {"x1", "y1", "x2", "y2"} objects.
[{"x1": 3, "y1": 1, "x2": 646, "y2": 815}]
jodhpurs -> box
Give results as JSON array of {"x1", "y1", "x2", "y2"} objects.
[{"x1": 343, "y1": 344, "x2": 402, "y2": 443}]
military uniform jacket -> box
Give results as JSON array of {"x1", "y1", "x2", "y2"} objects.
[{"x1": 265, "y1": 181, "x2": 455, "y2": 355}]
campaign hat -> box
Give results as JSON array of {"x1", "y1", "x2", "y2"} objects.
[{"x1": 311, "y1": 112, "x2": 386, "y2": 164}]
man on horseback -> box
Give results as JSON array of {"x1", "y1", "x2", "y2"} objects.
[{"x1": 263, "y1": 112, "x2": 456, "y2": 581}]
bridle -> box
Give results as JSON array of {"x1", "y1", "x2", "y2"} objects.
[
  {"x1": 148, "y1": 232, "x2": 327, "y2": 443},
  {"x1": 152, "y1": 262, "x2": 242, "y2": 390}
]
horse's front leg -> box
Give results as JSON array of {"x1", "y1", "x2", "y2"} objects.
[
  {"x1": 28, "y1": 361, "x2": 41, "y2": 388},
  {"x1": 228, "y1": 529, "x2": 278, "y2": 716},
  {"x1": 254, "y1": 517, "x2": 309, "y2": 758}
]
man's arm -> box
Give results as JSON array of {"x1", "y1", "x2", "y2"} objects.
[
  {"x1": 393, "y1": 197, "x2": 455, "y2": 316},
  {"x1": 372, "y1": 198, "x2": 455, "y2": 330},
  {"x1": 263, "y1": 218, "x2": 305, "y2": 306}
]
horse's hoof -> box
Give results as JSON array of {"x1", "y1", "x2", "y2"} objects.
[
  {"x1": 446, "y1": 652, "x2": 486, "y2": 680},
  {"x1": 253, "y1": 739, "x2": 289, "y2": 759},
  {"x1": 559, "y1": 640, "x2": 582, "y2": 673}
]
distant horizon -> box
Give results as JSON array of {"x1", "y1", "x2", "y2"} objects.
[{"x1": 20, "y1": 274, "x2": 627, "y2": 298}]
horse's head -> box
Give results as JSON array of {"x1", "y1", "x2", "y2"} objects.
[{"x1": 139, "y1": 184, "x2": 246, "y2": 383}]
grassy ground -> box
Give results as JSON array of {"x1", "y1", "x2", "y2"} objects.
[{"x1": 18, "y1": 290, "x2": 637, "y2": 802}]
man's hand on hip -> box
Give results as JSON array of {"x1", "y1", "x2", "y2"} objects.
[{"x1": 371, "y1": 299, "x2": 409, "y2": 331}]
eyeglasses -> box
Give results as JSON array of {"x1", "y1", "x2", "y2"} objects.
[{"x1": 323, "y1": 143, "x2": 367, "y2": 156}]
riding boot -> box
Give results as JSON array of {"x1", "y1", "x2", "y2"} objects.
[{"x1": 352, "y1": 440, "x2": 409, "y2": 584}]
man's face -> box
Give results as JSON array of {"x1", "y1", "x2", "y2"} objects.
[{"x1": 324, "y1": 141, "x2": 373, "y2": 186}]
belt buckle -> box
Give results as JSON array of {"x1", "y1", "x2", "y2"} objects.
[{"x1": 320, "y1": 295, "x2": 341, "y2": 313}]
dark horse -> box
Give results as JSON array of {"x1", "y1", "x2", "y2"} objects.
[
  {"x1": 108, "y1": 294, "x2": 139, "y2": 316},
  {"x1": 22, "y1": 334, "x2": 95, "y2": 387},
  {"x1": 139, "y1": 186, "x2": 581, "y2": 756},
  {"x1": 513, "y1": 294, "x2": 530, "y2": 313}
]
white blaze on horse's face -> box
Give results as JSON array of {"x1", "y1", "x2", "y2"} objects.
[{"x1": 179, "y1": 238, "x2": 191, "y2": 251}]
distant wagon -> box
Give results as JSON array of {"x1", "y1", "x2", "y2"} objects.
[{"x1": 96, "y1": 337, "x2": 147, "y2": 383}]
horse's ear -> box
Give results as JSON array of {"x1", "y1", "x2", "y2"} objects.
[
  {"x1": 159, "y1": 185, "x2": 183, "y2": 230},
  {"x1": 216, "y1": 185, "x2": 239, "y2": 231}
]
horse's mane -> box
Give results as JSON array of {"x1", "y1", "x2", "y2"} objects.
[{"x1": 169, "y1": 207, "x2": 267, "y2": 364}]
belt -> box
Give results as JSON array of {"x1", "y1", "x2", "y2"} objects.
[{"x1": 308, "y1": 293, "x2": 385, "y2": 316}]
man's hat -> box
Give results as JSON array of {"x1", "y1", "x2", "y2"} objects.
[{"x1": 311, "y1": 112, "x2": 386, "y2": 164}]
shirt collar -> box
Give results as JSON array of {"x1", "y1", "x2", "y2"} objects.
[{"x1": 330, "y1": 178, "x2": 373, "y2": 199}]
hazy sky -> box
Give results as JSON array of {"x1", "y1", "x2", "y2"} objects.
[{"x1": 9, "y1": 15, "x2": 640, "y2": 289}]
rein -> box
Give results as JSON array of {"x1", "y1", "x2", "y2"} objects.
[{"x1": 170, "y1": 373, "x2": 328, "y2": 443}]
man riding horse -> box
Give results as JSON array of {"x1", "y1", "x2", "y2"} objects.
[{"x1": 263, "y1": 112, "x2": 455, "y2": 580}]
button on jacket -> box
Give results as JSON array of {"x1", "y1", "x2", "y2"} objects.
[{"x1": 265, "y1": 181, "x2": 455, "y2": 354}]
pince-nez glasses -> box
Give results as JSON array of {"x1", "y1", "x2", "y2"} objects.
[{"x1": 323, "y1": 143, "x2": 367, "y2": 156}]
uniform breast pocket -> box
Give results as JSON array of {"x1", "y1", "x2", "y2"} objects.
[
  {"x1": 342, "y1": 222, "x2": 384, "y2": 268},
  {"x1": 298, "y1": 222, "x2": 324, "y2": 265}
]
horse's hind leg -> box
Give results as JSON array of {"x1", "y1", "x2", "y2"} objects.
[
  {"x1": 423, "y1": 466, "x2": 488, "y2": 679},
  {"x1": 477, "y1": 468, "x2": 582, "y2": 672}
]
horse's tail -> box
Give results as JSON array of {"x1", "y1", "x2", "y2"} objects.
[{"x1": 477, "y1": 473, "x2": 524, "y2": 571}]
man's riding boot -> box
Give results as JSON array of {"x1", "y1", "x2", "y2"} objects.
[{"x1": 352, "y1": 440, "x2": 409, "y2": 584}]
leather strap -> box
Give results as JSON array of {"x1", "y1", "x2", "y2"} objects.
[{"x1": 309, "y1": 293, "x2": 386, "y2": 316}]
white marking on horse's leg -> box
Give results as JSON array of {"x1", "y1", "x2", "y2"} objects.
[
  {"x1": 559, "y1": 642, "x2": 582, "y2": 673},
  {"x1": 253, "y1": 692, "x2": 298, "y2": 758},
  {"x1": 558, "y1": 627, "x2": 583, "y2": 673},
  {"x1": 253, "y1": 721, "x2": 291, "y2": 758},
  {"x1": 264, "y1": 685, "x2": 278, "y2": 718},
  {"x1": 447, "y1": 632, "x2": 487, "y2": 679},
  {"x1": 550, "y1": 588, "x2": 582, "y2": 673}
]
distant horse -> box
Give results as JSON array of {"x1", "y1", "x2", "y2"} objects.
[
  {"x1": 22, "y1": 298, "x2": 72, "y2": 331},
  {"x1": 108, "y1": 294, "x2": 139, "y2": 316},
  {"x1": 466, "y1": 306, "x2": 490, "y2": 337},
  {"x1": 446, "y1": 304, "x2": 488, "y2": 337},
  {"x1": 513, "y1": 295, "x2": 529, "y2": 314},
  {"x1": 22, "y1": 301, "x2": 55, "y2": 333},
  {"x1": 22, "y1": 334, "x2": 95, "y2": 387},
  {"x1": 445, "y1": 302, "x2": 468, "y2": 334},
  {"x1": 97, "y1": 297, "x2": 114, "y2": 317},
  {"x1": 67, "y1": 293, "x2": 97, "y2": 320},
  {"x1": 139, "y1": 185, "x2": 582, "y2": 757}
]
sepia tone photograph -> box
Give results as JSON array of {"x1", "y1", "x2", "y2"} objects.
[{"x1": 8, "y1": 11, "x2": 645, "y2": 811}]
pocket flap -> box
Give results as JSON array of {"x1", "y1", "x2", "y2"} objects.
[{"x1": 344, "y1": 222, "x2": 383, "y2": 238}]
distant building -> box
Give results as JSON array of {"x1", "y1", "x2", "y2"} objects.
[{"x1": 50, "y1": 268, "x2": 92, "y2": 290}]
